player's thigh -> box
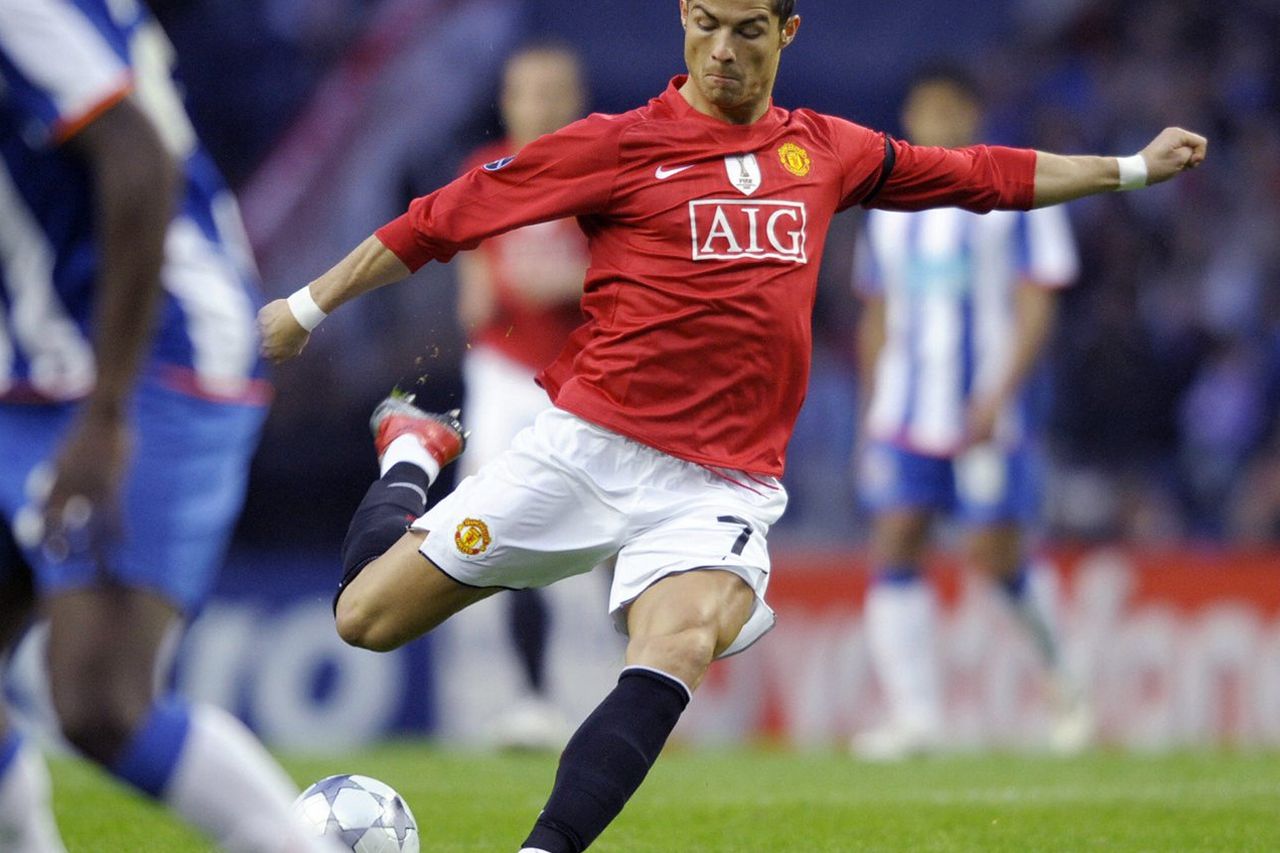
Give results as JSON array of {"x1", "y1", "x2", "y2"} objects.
[
  {"x1": 612, "y1": 465, "x2": 787, "y2": 663},
  {"x1": 415, "y1": 410, "x2": 626, "y2": 591},
  {"x1": 336, "y1": 530, "x2": 497, "y2": 651},
  {"x1": 45, "y1": 584, "x2": 181, "y2": 715},
  {"x1": 624, "y1": 569, "x2": 756, "y2": 690}
]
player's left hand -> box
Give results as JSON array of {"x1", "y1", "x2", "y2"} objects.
[
  {"x1": 1140, "y1": 127, "x2": 1208, "y2": 185},
  {"x1": 39, "y1": 405, "x2": 131, "y2": 564},
  {"x1": 258, "y1": 298, "x2": 311, "y2": 363}
]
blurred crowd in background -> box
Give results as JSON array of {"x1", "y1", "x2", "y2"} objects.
[{"x1": 147, "y1": 0, "x2": 1280, "y2": 550}]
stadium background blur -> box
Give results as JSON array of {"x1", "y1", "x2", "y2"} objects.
[{"x1": 34, "y1": 0, "x2": 1269, "y2": 753}]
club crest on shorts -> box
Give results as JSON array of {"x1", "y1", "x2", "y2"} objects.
[
  {"x1": 454, "y1": 517, "x2": 492, "y2": 556},
  {"x1": 778, "y1": 142, "x2": 811, "y2": 177}
]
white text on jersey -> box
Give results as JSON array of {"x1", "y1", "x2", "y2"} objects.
[{"x1": 689, "y1": 200, "x2": 808, "y2": 264}]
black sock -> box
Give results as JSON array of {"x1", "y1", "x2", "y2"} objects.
[
  {"x1": 522, "y1": 667, "x2": 691, "y2": 853},
  {"x1": 337, "y1": 462, "x2": 432, "y2": 605},
  {"x1": 509, "y1": 588, "x2": 550, "y2": 695}
]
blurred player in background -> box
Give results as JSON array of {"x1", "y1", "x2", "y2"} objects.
[
  {"x1": 852, "y1": 66, "x2": 1090, "y2": 760},
  {"x1": 455, "y1": 43, "x2": 589, "y2": 750},
  {"x1": 259, "y1": 0, "x2": 1204, "y2": 848},
  {"x1": 0, "y1": 2, "x2": 342, "y2": 850}
]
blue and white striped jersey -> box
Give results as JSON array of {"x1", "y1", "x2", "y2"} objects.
[
  {"x1": 0, "y1": 0, "x2": 265, "y2": 404},
  {"x1": 856, "y1": 205, "x2": 1078, "y2": 455}
]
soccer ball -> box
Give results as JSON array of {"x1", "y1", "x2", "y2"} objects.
[{"x1": 293, "y1": 774, "x2": 420, "y2": 853}]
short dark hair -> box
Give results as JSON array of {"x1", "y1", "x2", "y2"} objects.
[{"x1": 773, "y1": 0, "x2": 797, "y2": 22}]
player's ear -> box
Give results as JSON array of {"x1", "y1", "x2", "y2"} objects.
[
  {"x1": 780, "y1": 15, "x2": 801, "y2": 47},
  {"x1": 679, "y1": 0, "x2": 689, "y2": 28}
]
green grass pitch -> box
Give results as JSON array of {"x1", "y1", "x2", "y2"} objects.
[{"x1": 52, "y1": 745, "x2": 1280, "y2": 851}]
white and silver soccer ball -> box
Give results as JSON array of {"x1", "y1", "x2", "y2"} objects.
[{"x1": 293, "y1": 774, "x2": 420, "y2": 853}]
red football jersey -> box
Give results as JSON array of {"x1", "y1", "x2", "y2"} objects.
[
  {"x1": 378, "y1": 76, "x2": 1036, "y2": 476},
  {"x1": 460, "y1": 141, "x2": 588, "y2": 371}
]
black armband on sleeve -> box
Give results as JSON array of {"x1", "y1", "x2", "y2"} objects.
[{"x1": 860, "y1": 136, "x2": 898, "y2": 206}]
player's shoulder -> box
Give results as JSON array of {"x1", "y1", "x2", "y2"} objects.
[
  {"x1": 540, "y1": 109, "x2": 650, "y2": 147},
  {"x1": 591, "y1": 101, "x2": 672, "y2": 138},
  {"x1": 786, "y1": 108, "x2": 882, "y2": 145}
]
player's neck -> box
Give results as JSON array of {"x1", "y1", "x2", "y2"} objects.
[{"x1": 677, "y1": 78, "x2": 770, "y2": 126}]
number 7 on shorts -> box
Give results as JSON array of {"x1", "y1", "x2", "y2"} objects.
[{"x1": 716, "y1": 515, "x2": 753, "y2": 556}]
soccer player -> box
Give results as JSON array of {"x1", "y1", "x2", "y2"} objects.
[
  {"x1": 259, "y1": 1, "x2": 1205, "y2": 849},
  {"x1": 454, "y1": 43, "x2": 589, "y2": 749},
  {"x1": 851, "y1": 67, "x2": 1089, "y2": 761},
  {"x1": 0, "y1": 2, "x2": 343, "y2": 851}
]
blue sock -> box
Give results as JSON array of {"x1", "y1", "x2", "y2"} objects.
[
  {"x1": 996, "y1": 564, "x2": 1059, "y2": 666},
  {"x1": 522, "y1": 666, "x2": 691, "y2": 853},
  {"x1": 109, "y1": 698, "x2": 191, "y2": 798},
  {"x1": 0, "y1": 729, "x2": 22, "y2": 779},
  {"x1": 876, "y1": 564, "x2": 922, "y2": 586},
  {"x1": 998, "y1": 564, "x2": 1029, "y2": 600}
]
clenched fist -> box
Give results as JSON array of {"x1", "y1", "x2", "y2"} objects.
[
  {"x1": 258, "y1": 298, "x2": 310, "y2": 363},
  {"x1": 1140, "y1": 127, "x2": 1208, "y2": 185}
]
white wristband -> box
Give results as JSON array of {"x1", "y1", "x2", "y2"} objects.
[
  {"x1": 286, "y1": 286, "x2": 327, "y2": 332},
  {"x1": 1116, "y1": 154, "x2": 1148, "y2": 191}
]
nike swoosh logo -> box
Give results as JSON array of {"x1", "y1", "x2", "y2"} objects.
[{"x1": 655, "y1": 164, "x2": 695, "y2": 180}]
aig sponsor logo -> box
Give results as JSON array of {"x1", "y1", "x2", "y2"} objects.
[{"x1": 689, "y1": 200, "x2": 808, "y2": 264}]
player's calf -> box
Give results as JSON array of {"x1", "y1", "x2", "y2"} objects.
[{"x1": 336, "y1": 392, "x2": 466, "y2": 610}]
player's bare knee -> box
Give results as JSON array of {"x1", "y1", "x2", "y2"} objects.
[
  {"x1": 334, "y1": 593, "x2": 402, "y2": 652},
  {"x1": 627, "y1": 626, "x2": 718, "y2": 689}
]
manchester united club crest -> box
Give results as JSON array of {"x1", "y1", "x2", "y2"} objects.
[
  {"x1": 778, "y1": 142, "x2": 811, "y2": 177},
  {"x1": 724, "y1": 153, "x2": 762, "y2": 196},
  {"x1": 454, "y1": 517, "x2": 492, "y2": 556}
]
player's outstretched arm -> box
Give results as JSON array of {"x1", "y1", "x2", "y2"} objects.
[
  {"x1": 1032, "y1": 127, "x2": 1207, "y2": 208},
  {"x1": 258, "y1": 235, "x2": 411, "y2": 362}
]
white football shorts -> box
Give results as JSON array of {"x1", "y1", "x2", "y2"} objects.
[{"x1": 412, "y1": 407, "x2": 787, "y2": 657}]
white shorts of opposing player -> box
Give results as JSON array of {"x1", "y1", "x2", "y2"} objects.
[{"x1": 414, "y1": 407, "x2": 787, "y2": 658}]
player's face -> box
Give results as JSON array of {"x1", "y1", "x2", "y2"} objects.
[
  {"x1": 679, "y1": 0, "x2": 800, "y2": 124},
  {"x1": 501, "y1": 51, "x2": 586, "y2": 146},
  {"x1": 901, "y1": 81, "x2": 982, "y2": 148}
]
